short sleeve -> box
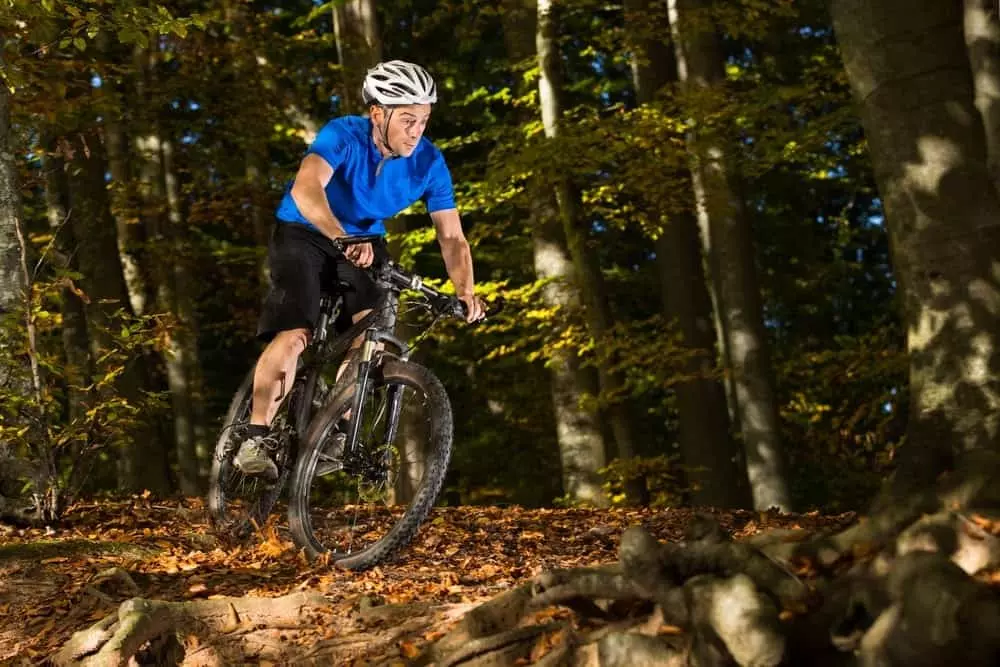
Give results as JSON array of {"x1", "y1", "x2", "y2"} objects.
[
  {"x1": 306, "y1": 120, "x2": 350, "y2": 170},
  {"x1": 423, "y1": 151, "x2": 457, "y2": 212}
]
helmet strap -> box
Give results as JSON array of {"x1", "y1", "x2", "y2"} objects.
[{"x1": 380, "y1": 106, "x2": 398, "y2": 158}]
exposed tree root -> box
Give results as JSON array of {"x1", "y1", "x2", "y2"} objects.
[
  {"x1": 409, "y1": 503, "x2": 1000, "y2": 666},
  {"x1": 53, "y1": 591, "x2": 331, "y2": 666}
]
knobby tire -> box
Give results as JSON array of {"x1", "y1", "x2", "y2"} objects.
[{"x1": 287, "y1": 358, "x2": 453, "y2": 570}]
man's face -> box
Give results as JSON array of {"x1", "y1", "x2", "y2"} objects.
[{"x1": 372, "y1": 104, "x2": 431, "y2": 157}]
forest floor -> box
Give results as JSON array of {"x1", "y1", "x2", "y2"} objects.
[{"x1": 0, "y1": 497, "x2": 860, "y2": 665}]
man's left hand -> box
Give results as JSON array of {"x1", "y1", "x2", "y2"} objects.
[{"x1": 458, "y1": 293, "x2": 486, "y2": 323}]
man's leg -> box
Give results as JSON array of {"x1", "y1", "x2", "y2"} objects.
[
  {"x1": 251, "y1": 327, "x2": 310, "y2": 426},
  {"x1": 235, "y1": 329, "x2": 310, "y2": 480},
  {"x1": 236, "y1": 224, "x2": 325, "y2": 479}
]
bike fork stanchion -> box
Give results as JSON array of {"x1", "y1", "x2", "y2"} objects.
[
  {"x1": 371, "y1": 329, "x2": 409, "y2": 448},
  {"x1": 345, "y1": 327, "x2": 378, "y2": 458}
]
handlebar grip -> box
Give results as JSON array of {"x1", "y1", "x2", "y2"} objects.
[
  {"x1": 329, "y1": 234, "x2": 384, "y2": 254},
  {"x1": 447, "y1": 295, "x2": 505, "y2": 322}
]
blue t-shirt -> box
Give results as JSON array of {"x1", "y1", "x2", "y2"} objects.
[{"x1": 275, "y1": 115, "x2": 456, "y2": 236}]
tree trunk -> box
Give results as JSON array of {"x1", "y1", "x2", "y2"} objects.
[
  {"x1": 162, "y1": 138, "x2": 207, "y2": 495},
  {"x1": 625, "y1": 0, "x2": 750, "y2": 509},
  {"x1": 831, "y1": 0, "x2": 1000, "y2": 493},
  {"x1": 501, "y1": 0, "x2": 609, "y2": 506},
  {"x1": 134, "y1": 44, "x2": 204, "y2": 496},
  {"x1": 42, "y1": 137, "x2": 91, "y2": 421},
  {"x1": 100, "y1": 34, "x2": 151, "y2": 318},
  {"x1": 64, "y1": 129, "x2": 171, "y2": 495},
  {"x1": 333, "y1": 0, "x2": 383, "y2": 116},
  {"x1": 964, "y1": 0, "x2": 1000, "y2": 194},
  {"x1": 537, "y1": 0, "x2": 645, "y2": 505},
  {"x1": 225, "y1": 0, "x2": 277, "y2": 285},
  {"x1": 0, "y1": 76, "x2": 23, "y2": 315},
  {"x1": 668, "y1": 0, "x2": 791, "y2": 511},
  {"x1": 0, "y1": 75, "x2": 40, "y2": 422}
]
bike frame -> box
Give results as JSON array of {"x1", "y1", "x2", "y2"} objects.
[{"x1": 297, "y1": 240, "x2": 457, "y2": 472}]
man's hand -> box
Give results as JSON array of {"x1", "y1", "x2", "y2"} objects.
[
  {"x1": 458, "y1": 293, "x2": 486, "y2": 323},
  {"x1": 345, "y1": 242, "x2": 374, "y2": 268}
]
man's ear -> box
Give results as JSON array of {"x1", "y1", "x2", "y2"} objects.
[{"x1": 369, "y1": 104, "x2": 382, "y2": 123}]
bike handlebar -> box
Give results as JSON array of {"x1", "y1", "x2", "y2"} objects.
[
  {"x1": 382, "y1": 261, "x2": 504, "y2": 322},
  {"x1": 328, "y1": 234, "x2": 385, "y2": 253},
  {"x1": 326, "y1": 235, "x2": 504, "y2": 321}
]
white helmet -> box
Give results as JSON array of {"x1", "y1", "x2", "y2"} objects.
[{"x1": 362, "y1": 60, "x2": 438, "y2": 106}]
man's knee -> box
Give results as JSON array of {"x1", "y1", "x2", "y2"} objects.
[{"x1": 272, "y1": 328, "x2": 310, "y2": 357}]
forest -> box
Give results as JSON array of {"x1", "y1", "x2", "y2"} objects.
[{"x1": 2, "y1": 0, "x2": 1000, "y2": 664}]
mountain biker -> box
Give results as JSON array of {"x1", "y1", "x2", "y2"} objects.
[{"x1": 232, "y1": 60, "x2": 486, "y2": 480}]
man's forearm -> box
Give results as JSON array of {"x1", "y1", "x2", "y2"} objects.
[
  {"x1": 291, "y1": 182, "x2": 347, "y2": 240},
  {"x1": 439, "y1": 236, "x2": 475, "y2": 296}
]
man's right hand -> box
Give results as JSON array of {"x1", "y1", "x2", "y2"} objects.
[{"x1": 345, "y1": 242, "x2": 374, "y2": 268}]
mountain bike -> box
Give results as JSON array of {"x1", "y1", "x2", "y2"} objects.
[{"x1": 208, "y1": 234, "x2": 492, "y2": 569}]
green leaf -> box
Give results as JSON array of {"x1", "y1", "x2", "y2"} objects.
[{"x1": 73, "y1": 37, "x2": 86, "y2": 52}]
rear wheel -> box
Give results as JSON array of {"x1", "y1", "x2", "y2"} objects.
[
  {"x1": 288, "y1": 358, "x2": 453, "y2": 570},
  {"x1": 207, "y1": 366, "x2": 302, "y2": 538}
]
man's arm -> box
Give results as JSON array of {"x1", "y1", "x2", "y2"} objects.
[
  {"x1": 430, "y1": 208, "x2": 485, "y2": 322},
  {"x1": 290, "y1": 154, "x2": 347, "y2": 241}
]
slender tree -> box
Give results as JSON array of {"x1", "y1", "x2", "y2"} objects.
[
  {"x1": 625, "y1": 0, "x2": 750, "y2": 508},
  {"x1": 500, "y1": 0, "x2": 609, "y2": 506},
  {"x1": 130, "y1": 42, "x2": 206, "y2": 495},
  {"x1": 668, "y1": 0, "x2": 791, "y2": 510},
  {"x1": 42, "y1": 136, "x2": 91, "y2": 420},
  {"x1": 537, "y1": 0, "x2": 646, "y2": 504}
]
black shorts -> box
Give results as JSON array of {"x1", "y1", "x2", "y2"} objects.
[{"x1": 256, "y1": 222, "x2": 389, "y2": 342}]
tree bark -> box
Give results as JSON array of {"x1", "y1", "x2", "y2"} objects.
[
  {"x1": 964, "y1": 0, "x2": 1000, "y2": 194},
  {"x1": 668, "y1": 0, "x2": 791, "y2": 511},
  {"x1": 831, "y1": 0, "x2": 1000, "y2": 491},
  {"x1": 537, "y1": 0, "x2": 645, "y2": 504},
  {"x1": 333, "y1": 0, "x2": 383, "y2": 116},
  {"x1": 626, "y1": 0, "x2": 750, "y2": 509},
  {"x1": 0, "y1": 72, "x2": 23, "y2": 315},
  {"x1": 502, "y1": 0, "x2": 609, "y2": 506}
]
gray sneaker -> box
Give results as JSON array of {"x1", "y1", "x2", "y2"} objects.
[{"x1": 233, "y1": 434, "x2": 279, "y2": 481}]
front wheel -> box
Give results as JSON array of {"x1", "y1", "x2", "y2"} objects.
[{"x1": 288, "y1": 358, "x2": 453, "y2": 570}]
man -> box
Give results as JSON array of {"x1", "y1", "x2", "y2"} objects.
[{"x1": 233, "y1": 60, "x2": 485, "y2": 479}]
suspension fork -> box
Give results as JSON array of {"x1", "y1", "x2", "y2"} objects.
[
  {"x1": 375, "y1": 329, "x2": 410, "y2": 448},
  {"x1": 343, "y1": 325, "x2": 411, "y2": 458},
  {"x1": 344, "y1": 327, "x2": 378, "y2": 460}
]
